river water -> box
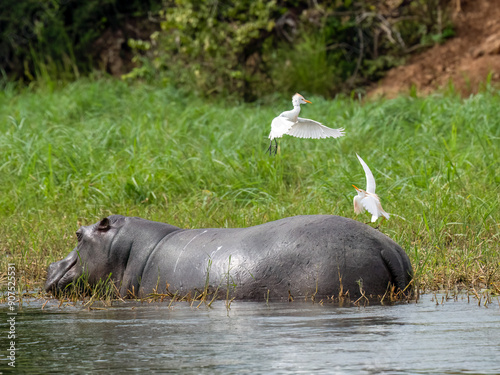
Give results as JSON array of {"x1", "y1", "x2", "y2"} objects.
[{"x1": 1, "y1": 294, "x2": 500, "y2": 374}]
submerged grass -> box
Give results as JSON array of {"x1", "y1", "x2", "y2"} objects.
[{"x1": 0, "y1": 78, "x2": 499, "y2": 297}]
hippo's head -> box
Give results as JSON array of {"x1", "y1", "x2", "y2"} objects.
[{"x1": 44, "y1": 215, "x2": 181, "y2": 297}]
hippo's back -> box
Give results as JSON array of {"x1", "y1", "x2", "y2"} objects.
[{"x1": 140, "y1": 215, "x2": 412, "y2": 300}]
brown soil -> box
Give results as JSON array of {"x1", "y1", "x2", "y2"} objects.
[{"x1": 368, "y1": 0, "x2": 500, "y2": 98}]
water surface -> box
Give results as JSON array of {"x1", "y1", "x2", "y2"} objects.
[{"x1": 1, "y1": 294, "x2": 500, "y2": 374}]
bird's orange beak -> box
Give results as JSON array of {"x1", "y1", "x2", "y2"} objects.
[
  {"x1": 352, "y1": 184, "x2": 360, "y2": 191},
  {"x1": 304, "y1": 99, "x2": 312, "y2": 104}
]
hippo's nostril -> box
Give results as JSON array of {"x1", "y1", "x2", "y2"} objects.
[{"x1": 76, "y1": 229, "x2": 83, "y2": 242}]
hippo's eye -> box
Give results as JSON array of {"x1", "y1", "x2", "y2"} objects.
[{"x1": 76, "y1": 230, "x2": 83, "y2": 242}]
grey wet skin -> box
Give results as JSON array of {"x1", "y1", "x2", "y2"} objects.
[{"x1": 45, "y1": 215, "x2": 413, "y2": 300}]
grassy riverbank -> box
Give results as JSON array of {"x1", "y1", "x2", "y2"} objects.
[{"x1": 0, "y1": 78, "x2": 499, "y2": 295}]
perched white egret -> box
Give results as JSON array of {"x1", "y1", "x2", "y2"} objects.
[
  {"x1": 352, "y1": 153, "x2": 390, "y2": 223},
  {"x1": 267, "y1": 93, "x2": 345, "y2": 155}
]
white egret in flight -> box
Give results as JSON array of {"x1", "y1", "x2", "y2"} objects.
[
  {"x1": 267, "y1": 93, "x2": 345, "y2": 155},
  {"x1": 352, "y1": 153, "x2": 390, "y2": 223}
]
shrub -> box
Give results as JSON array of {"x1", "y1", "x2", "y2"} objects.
[
  {"x1": 0, "y1": 0, "x2": 163, "y2": 81},
  {"x1": 125, "y1": 0, "x2": 456, "y2": 100}
]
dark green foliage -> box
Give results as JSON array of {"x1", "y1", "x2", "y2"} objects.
[{"x1": 0, "y1": 0, "x2": 163, "y2": 80}]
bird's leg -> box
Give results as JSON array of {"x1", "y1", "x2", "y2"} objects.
[
  {"x1": 374, "y1": 217, "x2": 386, "y2": 230},
  {"x1": 267, "y1": 140, "x2": 273, "y2": 156},
  {"x1": 364, "y1": 217, "x2": 373, "y2": 225},
  {"x1": 266, "y1": 139, "x2": 278, "y2": 156}
]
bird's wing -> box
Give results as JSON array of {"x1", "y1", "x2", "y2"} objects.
[
  {"x1": 269, "y1": 116, "x2": 295, "y2": 140},
  {"x1": 361, "y1": 195, "x2": 380, "y2": 221},
  {"x1": 356, "y1": 154, "x2": 376, "y2": 194},
  {"x1": 353, "y1": 196, "x2": 365, "y2": 214},
  {"x1": 286, "y1": 117, "x2": 345, "y2": 139},
  {"x1": 378, "y1": 202, "x2": 390, "y2": 220}
]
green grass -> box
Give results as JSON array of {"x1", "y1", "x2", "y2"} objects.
[{"x1": 0, "y1": 78, "x2": 499, "y2": 293}]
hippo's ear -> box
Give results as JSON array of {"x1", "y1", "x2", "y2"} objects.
[{"x1": 97, "y1": 217, "x2": 111, "y2": 231}]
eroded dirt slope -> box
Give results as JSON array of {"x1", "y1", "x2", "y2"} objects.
[{"x1": 369, "y1": 0, "x2": 500, "y2": 97}]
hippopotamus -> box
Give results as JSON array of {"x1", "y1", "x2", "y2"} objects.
[{"x1": 45, "y1": 215, "x2": 413, "y2": 301}]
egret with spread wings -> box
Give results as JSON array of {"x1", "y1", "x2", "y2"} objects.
[
  {"x1": 267, "y1": 93, "x2": 345, "y2": 155},
  {"x1": 352, "y1": 154, "x2": 390, "y2": 223}
]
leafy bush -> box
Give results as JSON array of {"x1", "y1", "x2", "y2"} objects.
[
  {"x1": 126, "y1": 0, "x2": 456, "y2": 100},
  {"x1": 0, "y1": 0, "x2": 162, "y2": 81},
  {"x1": 124, "y1": 0, "x2": 280, "y2": 100},
  {"x1": 1, "y1": 0, "x2": 456, "y2": 96}
]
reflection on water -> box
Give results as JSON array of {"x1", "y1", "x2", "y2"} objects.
[{"x1": 1, "y1": 294, "x2": 500, "y2": 374}]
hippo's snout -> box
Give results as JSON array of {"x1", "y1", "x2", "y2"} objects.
[{"x1": 44, "y1": 250, "x2": 80, "y2": 293}]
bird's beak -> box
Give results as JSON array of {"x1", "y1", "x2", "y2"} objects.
[
  {"x1": 304, "y1": 99, "x2": 312, "y2": 104},
  {"x1": 352, "y1": 184, "x2": 360, "y2": 191}
]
